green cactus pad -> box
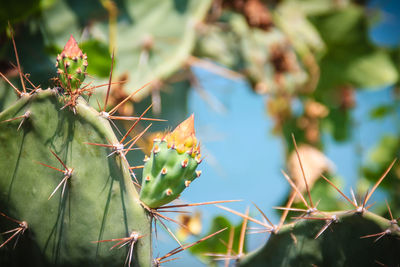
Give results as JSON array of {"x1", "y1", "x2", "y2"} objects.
[
  {"x1": 139, "y1": 140, "x2": 200, "y2": 209},
  {"x1": 0, "y1": 89, "x2": 151, "y2": 266},
  {"x1": 239, "y1": 211, "x2": 400, "y2": 266}
]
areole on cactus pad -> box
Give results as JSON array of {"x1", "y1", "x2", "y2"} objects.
[{"x1": 139, "y1": 114, "x2": 202, "y2": 209}]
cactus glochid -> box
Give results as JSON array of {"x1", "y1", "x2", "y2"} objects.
[{"x1": 140, "y1": 114, "x2": 202, "y2": 209}]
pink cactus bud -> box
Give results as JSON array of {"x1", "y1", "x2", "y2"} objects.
[{"x1": 61, "y1": 35, "x2": 83, "y2": 58}]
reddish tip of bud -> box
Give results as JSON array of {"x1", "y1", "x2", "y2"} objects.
[
  {"x1": 172, "y1": 114, "x2": 195, "y2": 137},
  {"x1": 165, "y1": 114, "x2": 199, "y2": 154},
  {"x1": 61, "y1": 35, "x2": 83, "y2": 58}
]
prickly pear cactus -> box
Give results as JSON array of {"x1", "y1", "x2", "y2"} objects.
[
  {"x1": 56, "y1": 35, "x2": 88, "y2": 91},
  {"x1": 0, "y1": 37, "x2": 151, "y2": 266},
  {"x1": 140, "y1": 115, "x2": 202, "y2": 208}
]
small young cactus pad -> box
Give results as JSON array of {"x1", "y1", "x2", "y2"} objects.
[
  {"x1": 140, "y1": 115, "x2": 202, "y2": 208},
  {"x1": 56, "y1": 35, "x2": 88, "y2": 91}
]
